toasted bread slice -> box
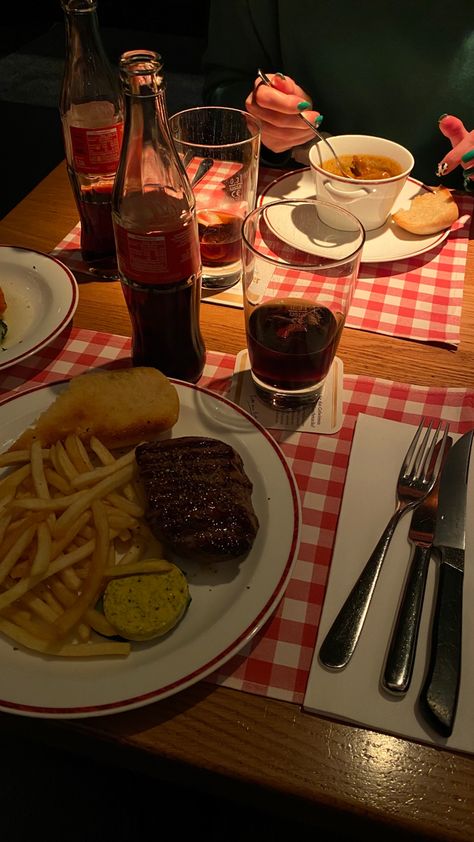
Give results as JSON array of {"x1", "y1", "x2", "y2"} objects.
[
  {"x1": 11, "y1": 366, "x2": 179, "y2": 451},
  {"x1": 392, "y1": 186, "x2": 458, "y2": 235}
]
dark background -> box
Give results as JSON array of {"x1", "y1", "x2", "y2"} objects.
[{"x1": 0, "y1": 1, "x2": 211, "y2": 219}]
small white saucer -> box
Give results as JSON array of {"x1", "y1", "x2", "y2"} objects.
[{"x1": 259, "y1": 169, "x2": 450, "y2": 264}]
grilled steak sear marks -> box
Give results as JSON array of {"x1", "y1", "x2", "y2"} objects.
[{"x1": 135, "y1": 436, "x2": 259, "y2": 562}]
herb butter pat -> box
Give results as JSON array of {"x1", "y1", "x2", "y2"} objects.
[{"x1": 103, "y1": 565, "x2": 190, "y2": 641}]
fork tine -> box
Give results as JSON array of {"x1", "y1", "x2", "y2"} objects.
[
  {"x1": 412, "y1": 420, "x2": 434, "y2": 478},
  {"x1": 416, "y1": 419, "x2": 439, "y2": 478},
  {"x1": 400, "y1": 418, "x2": 425, "y2": 479},
  {"x1": 428, "y1": 422, "x2": 450, "y2": 481},
  {"x1": 420, "y1": 421, "x2": 441, "y2": 479}
]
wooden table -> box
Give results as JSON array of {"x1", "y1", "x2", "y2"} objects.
[{"x1": 1, "y1": 161, "x2": 473, "y2": 842}]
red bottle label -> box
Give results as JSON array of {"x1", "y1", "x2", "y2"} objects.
[
  {"x1": 69, "y1": 123, "x2": 124, "y2": 174},
  {"x1": 114, "y1": 223, "x2": 201, "y2": 285}
]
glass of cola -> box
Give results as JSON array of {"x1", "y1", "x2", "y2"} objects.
[{"x1": 241, "y1": 198, "x2": 365, "y2": 409}]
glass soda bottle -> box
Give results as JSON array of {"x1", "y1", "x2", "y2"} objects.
[
  {"x1": 59, "y1": 0, "x2": 124, "y2": 266},
  {"x1": 112, "y1": 50, "x2": 206, "y2": 383}
]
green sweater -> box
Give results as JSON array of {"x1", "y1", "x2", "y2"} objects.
[{"x1": 203, "y1": 0, "x2": 474, "y2": 187}]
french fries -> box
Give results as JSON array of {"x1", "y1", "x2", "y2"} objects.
[{"x1": 0, "y1": 434, "x2": 165, "y2": 658}]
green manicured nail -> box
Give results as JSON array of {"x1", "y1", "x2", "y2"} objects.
[
  {"x1": 461, "y1": 149, "x2": 474, "y2": 163},
  {"x1": 314, "y1": 114, "x2": 324, "y2": 126},
  {"x1": 297, "y1": 100, "x2": 311, "y2": 111},
  {"x1": 463, "y1": 172, "x2": 474, "y2": 191},
  {"x1": 275, "y1": 71, "x2": 286, "y2": 79},
  {"x1": 438, "y1": 113, "x2": 449, "y2": 122}
]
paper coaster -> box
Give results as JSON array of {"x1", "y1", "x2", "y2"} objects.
[{"x1": 229, "y1": 350, "x2": 343, "y2": 433}]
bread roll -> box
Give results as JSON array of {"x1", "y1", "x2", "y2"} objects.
[
  {"x1": 392, "y1": 186, "x2": 458, "y2": 235},
  {"x1": 11, "y1": 366, "x2": 179, "y2": 451}
]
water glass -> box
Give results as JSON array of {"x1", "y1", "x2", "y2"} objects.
[{"x1": 169, "y1": 106, "x2": 261, "y2": 290}]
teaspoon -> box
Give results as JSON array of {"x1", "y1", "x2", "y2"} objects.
[
  {"x1": 190, "y1": 157, "x2": 214, "y2": 187},
  {"x1": 257, "y1": 69, "x2": 349, "y2": 177}
]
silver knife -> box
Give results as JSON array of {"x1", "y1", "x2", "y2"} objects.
[
  {"x1": 419, "y1": 429, "x2": 473, "y2": 737},
  {"x1": 383, "y1": 437, "x2": 452, "y2": 694}
]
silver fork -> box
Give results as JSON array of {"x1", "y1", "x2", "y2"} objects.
[{"x1": 318, "y1": 419, "x2": 450, "y2": 670}]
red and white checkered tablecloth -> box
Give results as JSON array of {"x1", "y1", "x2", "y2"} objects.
[
  {"x1": 257, "y1": 168, "x2": 473, "y2": 348},
  {"x1": 1, "y1": 327, "x2": 473, "y2": 704},
  {"x1": 51, "y1": 165, "x2": 472, "y2": 347},
  {"x1": 350, "y1": 220, "x2": 470, "y2": 345},
  {"x1": 185, "y1": 156, "x2": 247, "y2": 211}
]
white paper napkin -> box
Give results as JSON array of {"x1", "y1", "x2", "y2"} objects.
[{"x1": 304, "y1": 413, "x2": 474, "y2": 754}]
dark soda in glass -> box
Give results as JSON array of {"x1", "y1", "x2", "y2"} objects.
[{"x1": 247, "y1": 298, "x2": 343, "y2": 391}]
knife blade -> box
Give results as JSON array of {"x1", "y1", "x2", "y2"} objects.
[
  {"x1": 419, "y1": 429, "x2": 473, "y2": 737},
  {"x1": 383, "y1": 437, "x2": 453, "y2": 694}
]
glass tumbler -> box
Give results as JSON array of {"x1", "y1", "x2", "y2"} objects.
[
  {"x1": 241, "y1": 198, "x2": 365, "y2": 409},
  {"x1": 169, "y1": 106, "x2": 261, "y2": 290}
]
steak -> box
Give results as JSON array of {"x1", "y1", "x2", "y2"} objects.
[{"x1": 135, "y1": 436, "x2": 259, "y2": 562}]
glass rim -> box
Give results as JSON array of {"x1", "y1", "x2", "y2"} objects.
[
  {"x1": 62, "y1": 0, "x2": 97, "y2": 11},
  {"x1": 169, "y1": 106, "x2": 262, "y2": 148},
  {"x1": 242, "y1": 198, "x2": 366, "y2": 269},
  {"x1": 119, "y1": 49, "x2": 162, "y2": 75}
]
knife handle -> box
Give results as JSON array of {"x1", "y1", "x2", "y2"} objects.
[
  {"x1": 383, "y1": 545, "x2": 431, "y2": 694},
  {"x1": 420, "y1": 555, "x2": 463, "y2": 738}
]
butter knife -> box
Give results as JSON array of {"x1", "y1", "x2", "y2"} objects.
[
  {"x1": 383, "y1": 436, "x2": 452, "y2": 694},
  {"x1": 420, "y1": 429, "x2": 473, "y2": 737}
]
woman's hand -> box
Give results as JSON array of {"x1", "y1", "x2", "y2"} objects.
[
  {"x1": 245, "y1": 72, "x2": 322, "y2": 153},
  {"x1": 437, "y1": 115, "x2": 474, "y2": 189}
]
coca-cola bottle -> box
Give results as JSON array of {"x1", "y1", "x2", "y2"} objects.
[
  {"x1": 112, "y1": 50, "x2": 205, "y2": 383},
  {"x1": 60, "y1": 0, "x2": 124, "y2": 268}
]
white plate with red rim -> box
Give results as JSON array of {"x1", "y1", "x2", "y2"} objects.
[
  {"x1": 0, "y1": 246, "x2": 79, "y2": 371},
  {"x1": 0, "y1": 379, "x2": 301, "y2": 718},
  {"x1": 259, "y1": 169, "x2": 451, "y2": 263}
]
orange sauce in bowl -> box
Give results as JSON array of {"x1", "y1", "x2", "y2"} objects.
[{"x1": 322, "y1": 154, "x2": 403, "y2": 180}]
